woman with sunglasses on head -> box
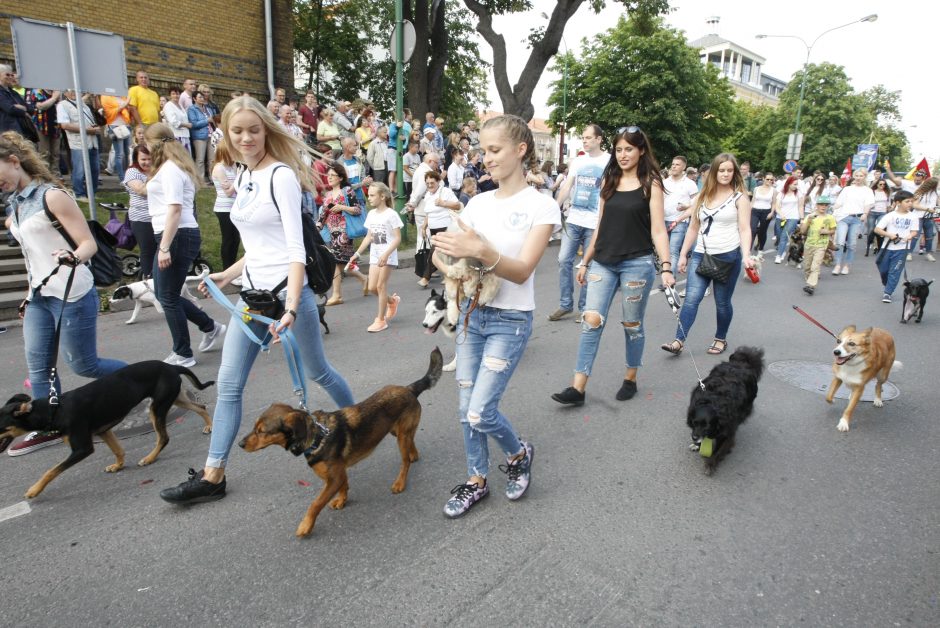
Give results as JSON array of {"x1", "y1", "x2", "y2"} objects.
[
  {"x1": 159, "y1": 96, "x2": 355, "y2": 505},
  {"x1": 551, "y1": 126, "x2": 673, "y2": 407},
  {"x1": 750, "y1": 172, "x2": 777, "y2": 252},
  {"x1": 867, "y1": 177, "x2": 891, "y2": 255},
  {"x1": 661, "y1": 153, "x2": 754, "y2": 357}
]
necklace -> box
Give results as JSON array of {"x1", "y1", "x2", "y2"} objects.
[{"x1": 244, "y1": 150, "x2": 268, "y2": 192}]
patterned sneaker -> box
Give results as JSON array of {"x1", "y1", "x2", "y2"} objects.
[
  {"x1": 443, "y1": 481, "x2": 488, "y2": 518},
  {"x1": 385, "y1": 293, "x2": 401, "y2": 320},
  {"x1": 500, "y1": 441, "x2": 534, "y2": 501},
  {"x1": 159, "y1": 468, "x2": 226, "y2": 504},
  {"x1": 7, "y1": 431, "x2": 62, "y2": 457},
  {"x1": 198, "y1": 322, "x2": 226, "y2": 352}
]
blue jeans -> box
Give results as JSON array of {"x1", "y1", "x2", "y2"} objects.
[
  {"x1": 867, "y1": 212, "x2": 886, "y2": 250},
  {"x1": 455, "y1": 305, "x2": 531, "y2": 478},
  {"x1": 877, "y1": 248, "x2": 907, "y2": 296},
  {"x1": 834, "y1": 215, "x2": 862, "y2": 267},
  {"x1": 152, "y1": 228, "x2": 214, "y2": 358},
  {"x1": 206, "y1": 286, "x2": 355, "y2": 468},
  {"x1": 776, "y1": 219, "x2": 799, "y2": 257},
  {"x1": 110, "y1": 133, "x2": 131, "y2": 181},
  {"x1": 576, "y1": 255, "x2": 656, "y2": 375},
  {"x1": 558, "y1": 223, "x2": 594, "y2": 311},
  {"x1": 23, "y1": 288, "x2": 127, "y2": 398},
  {"x1": 909, "y1": 216, "x2": 936, "y2": 253},
  {"x1": 666, "y1": 221, "x2": 688, "y2": 271},
  {"x1": 675, "y1": 250, "x2": 742, "y2": 343},
  {"x1": 70, "y1": 147, "x2": 100, "y2": 197}
]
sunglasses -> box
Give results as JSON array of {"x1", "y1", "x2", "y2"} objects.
[{"x1": 617, "y1": 126, "x2": 642, "y2": 135}]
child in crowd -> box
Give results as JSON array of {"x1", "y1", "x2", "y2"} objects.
[
  {"x1": 348, "y1": 182, "x2": 403, "y2": 332},
  {"x1": 799, "y1": 195, "x2": 837, "y2": 296},
  {"x1": 874, "y1": 190, "x2": 919, "y2": 303}
]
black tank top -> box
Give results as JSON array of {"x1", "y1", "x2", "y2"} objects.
[{"x1": 593, "y1": 188, "x2": 653, "y2": 265}]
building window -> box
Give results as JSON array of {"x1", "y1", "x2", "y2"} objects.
[{"x1": 741, "y1": 64, "x2": 751, "y2": 84}]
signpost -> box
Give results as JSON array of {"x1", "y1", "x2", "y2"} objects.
[
  {"x1": 391, "y1": 6, "x2": 414, "y2": 236},
  {"x1": 783, "y1": 160, "x2": 798, "y2": 173},
  {"x1": 785, "y1": 133, "x2": 803, "y2": 162},
  {"x1": 10, "y1": 17, "x2": 127, "y2": 221}
]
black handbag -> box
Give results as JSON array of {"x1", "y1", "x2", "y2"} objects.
[
  {"x1": 414, "y1": 242, "x2": 431, "y2": 278},
  {"x1": 695, "y1": 194, "x2": 737, "y2": 284},
  {"x1": 240, "y1": 272, "x2": 287, "y2": 320}
]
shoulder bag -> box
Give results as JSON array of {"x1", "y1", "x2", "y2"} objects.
[{"x1": 695, "y1": 193, "x2": 739, "y2": 284}]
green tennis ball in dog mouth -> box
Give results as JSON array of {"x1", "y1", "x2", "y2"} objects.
[{"x1": 699, "y1": 437, "x2": 714, "y2": 458}]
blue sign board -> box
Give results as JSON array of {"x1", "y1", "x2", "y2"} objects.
[
  {"x1": 783, "y1": 160, "x2": 798, "y2": 173},
  {"x1": 852, "y1": 144, "x2": 879, "y2": 171}
]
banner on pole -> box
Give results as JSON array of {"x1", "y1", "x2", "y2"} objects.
[{"x1": 852, "y1": 144, "x2": 879, "y2": 172}]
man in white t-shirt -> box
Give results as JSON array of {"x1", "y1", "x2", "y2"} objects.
[
  {"x1": 662, "y1": 155, "x2": 699, "y2": 271},
  {"x1": 831, "y1": 168, "x2": 875, "y2": 275},
  {"x1": 56, "y1": 90, "x2": 101, "y2": 199},
  {"x1": 549, "y1": 124, "x2": 610, "y2": 321},
  {"x1": 884, "y1": 162, "x2": 926, "y2": 194}
]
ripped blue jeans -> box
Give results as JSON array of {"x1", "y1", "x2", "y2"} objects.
[
  {"x1": 575, "y1": 255, "x2": 655, "y2": 376},
  {"x1": 455, "y1": 305, "x2": 531, "y2": 478}
]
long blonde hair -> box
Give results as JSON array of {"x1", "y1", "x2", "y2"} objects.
[
  {"x1": 145, "y1": 123, "x2": 202, "y2": 187},
  {"x1": 0, "y1": 131, "x2": 58, "y2": 186},
  {"x1": 697, "y1": 152, "x2": 745, "y2": 209},
  {"x1": 219, "y1": 95, "x2": 316, "y2": 191}
]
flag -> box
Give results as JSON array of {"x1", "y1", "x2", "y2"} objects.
[
  {"x1": 840, "y1": 158, "x2": 852, "y2": 185},
  {"x1": 904, "y1": 157, "x2": 931, "y2": 180}
]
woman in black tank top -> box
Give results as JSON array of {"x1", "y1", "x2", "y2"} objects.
[{"x1": 551, "y1": 127, "x2": 673, "y2": 407}]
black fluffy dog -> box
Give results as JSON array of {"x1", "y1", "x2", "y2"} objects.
[
  {"x1": 901, "y1": 278, "x2": 931, "y2": 323},
  {"x1": 786, "y1": 231, "x2": 805, "y2": 266},
  {"x1": 687, "y1": 346, "x2": 764, "y2": 475}
]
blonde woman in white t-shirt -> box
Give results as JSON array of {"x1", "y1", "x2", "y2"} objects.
[
  {"x1": 160, "y1": 96, "x2": 354, "y2": 509},
  {"x1": 145, "y1": 123, "x2": 225, "y2": 368},
  {"x1": 431, "y1": 115, "x2": 560, "y2": 518}
]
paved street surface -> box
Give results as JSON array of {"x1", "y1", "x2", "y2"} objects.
[{"x1": 0, "y1": 247, "x2": 937, "y2": 626}]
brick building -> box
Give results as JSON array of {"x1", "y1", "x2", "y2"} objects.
[{"x1": 1, "y1": 1, "x2": 294, "y2": 99}]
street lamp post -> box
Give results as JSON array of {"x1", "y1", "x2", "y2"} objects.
[{"x1": 757, "y1": 13, "x2": 877, "y2": 162}]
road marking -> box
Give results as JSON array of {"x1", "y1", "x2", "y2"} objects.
[{"x1": 0, "y1": 501, "x2": 31, "y2": 523}]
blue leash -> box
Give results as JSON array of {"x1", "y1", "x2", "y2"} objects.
[{"x1": 202, "y1": 275, "x2": 309, "y2": 410}]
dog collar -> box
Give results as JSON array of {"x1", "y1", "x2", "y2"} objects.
[{"x1": 301, "y1": 416, "x2": 330, "y2": 457}]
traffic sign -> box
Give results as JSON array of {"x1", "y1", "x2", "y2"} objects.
[
  {"x1": 783, "y1": 160, "x2": 798, "y2": 173},
  {"x1": 786, "y1": 133, "x2": 803, "y2": 161},
  {"x1": 389, "y1": 20, "x2": 416, "y2": 63}
]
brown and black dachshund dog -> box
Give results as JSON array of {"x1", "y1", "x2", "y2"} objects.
[
  {"x1": 0, "y1": 361, "x2": 214, "y2": 498},
  {"x1": 240, "y1": 347, "x2": 442, "y2": 537}
]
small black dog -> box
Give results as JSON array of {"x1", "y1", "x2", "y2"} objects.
[
  {"x1": 0, "y1": 361, "x2": 214, "y2": 498},
  {"x1": 786, "y1": 231, "x2": 805, "y2": 266},
  {"x1": 687, "y1": 346, "x2": 764, "y2": 475},
  {"x1": 901, "y1": 278, "x2": 932, "y2": 324}
]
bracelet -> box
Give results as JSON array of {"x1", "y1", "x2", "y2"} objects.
[
  {"x1": 159, "y1": 245, "x2": 171, "y2": 253},
  {"x1": 661, "y1": 270, "x2": 673, "y2": 275},
  {"x1": 481, "y1": 253, "x2": 501, "y2": 273},
  {"x1": 285, "y1": 309, "x2": 298, "y2": 319}
]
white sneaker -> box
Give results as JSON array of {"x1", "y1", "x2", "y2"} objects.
[
  {"x1": 774, "y1": 255, "x2": 782, "y2": 264},
  {"x1": 704, "y1": 287, "x2": 711, "y2": 297},
  {"x1": 832, "y1": 265, "x2": 841, "y2": 275},
  {"x1": 163, "y1": 353, "x2": 197, "y2": 368},
  {"x1": 841, "y1": 267, "x2": 850, "y2": 275},
  {"x1": 199, "y1": 322, "x2": 226, "y2": 352},
  {"x1": 928, "y1": 253, "x2": 937, "y2": 262},
  {"x1": 906, "y1": 254, "x2": 913, "y2": 262}
]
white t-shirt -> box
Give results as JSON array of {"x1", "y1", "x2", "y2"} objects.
[
  {"x1": 147, "y1": 160, "x2": 198, "y2": 233},
  {"x1": 162, "y1": 102, "x2": 190, "y2": 139},
  {"x1": 56, "y1": 99, "x2": 99, "y2": 150},
  {"x1": 899, "y1": 179, "x2": 917, "y2": 194},
  {"x1": 662, "y1": 175, "x2": 699, "y2": 222},
  {"x1": 461, "y1": 187, "x2": 560, "y2": 311},
  {"x1": 230, "y1": 163, "x2": 306, "y2": 290},
  {"x1": 778, "y1": 193, "x2": 801, "y2": 220},
  {"x1": 694, "y1": 192, "x2": 742, "y2": 255},
  {"x1": 832, "y1": 184, "x2": 875, "y2": 221},
  {"x1": 877, "y1": 211, "x2": 920, "y2": 251},
  {"x1": 364, "y1": 208, "x2": 404, "y2": 266},
  {"x1": 566, "y1": 153, "x2": 610, "y2": 229},
  {"x1": 425, "y1": 186, "x2": 459, "y2": 229},
  {"x1": 403, "y1": 152, "x2": 421, "y2": 183},
  {"x1": 447, "y1": 163, "x2": 465, "y2": 191}
]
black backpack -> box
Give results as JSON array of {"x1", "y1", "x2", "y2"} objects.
[
  {"x1": 267, "y1": 165, "x2": 336, "y2": 295},
  {"x1": 43, "y1": 190, "x2": 122, "y2": 286}
]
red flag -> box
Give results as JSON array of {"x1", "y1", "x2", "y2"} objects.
[
  {"x1": 840, "y1": 158, "x2": 852, "y2": 185},
  {"x1": 907, "y1": 157, "x2": 931, "y2": 179}
]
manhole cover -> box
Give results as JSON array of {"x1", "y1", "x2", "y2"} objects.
[{"x1": 768, "y1": 360, "x2": 900, "y2": 402}]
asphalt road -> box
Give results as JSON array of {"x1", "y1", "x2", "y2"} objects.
[{"x1": 0, "y1": 245, "x2": 937, "y2": 627}]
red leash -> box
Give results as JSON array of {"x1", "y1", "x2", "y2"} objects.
[{"x1": 792, "y1": 305, "x2": 838, "y2": 340}]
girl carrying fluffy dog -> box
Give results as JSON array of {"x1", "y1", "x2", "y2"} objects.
[{"x1": 348, "y1": 182, "x2": 403, "y2": 332}]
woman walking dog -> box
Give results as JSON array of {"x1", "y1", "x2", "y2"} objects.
[{"x1": 160, "y1": 96, "x2": 355, "y2": 505}]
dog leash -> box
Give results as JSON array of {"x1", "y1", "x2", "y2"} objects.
[
  {"x1": 662, "y1": 285, "x2": 706, "y2": 391},
  {"x1": 27, "y1": 260, "x2": 79, "y2": 408},
  {"x1": 791, "y1": 305, "x2": 839, "y2": 340},
  {"x1": 202, "y1": 275, "x2": 310, "y2": 412}
]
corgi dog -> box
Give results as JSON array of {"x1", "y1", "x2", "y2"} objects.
[{"x1": 826, "y1": 325, "x2": 901, "y2": 432}]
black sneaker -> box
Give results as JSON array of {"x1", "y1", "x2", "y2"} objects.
[
  {"x1": 616, "y1": 379, "x2": 638, "y2": 401},
  {"x1": 803, "y1": 285, "x2": 815, "y2": 295},
  {"x1": 551, "y1": 386, "x2": 585, "y2": 406},
  {"x1": 159, "y1": 468, "x2": 226, "y2": 504}
]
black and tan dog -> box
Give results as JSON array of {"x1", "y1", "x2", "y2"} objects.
[
  {"x1": 0, "y1": 361, "x2": 214, "y2": 498},
  {"x1": 239, "y1": 347, "x2": 442, "y2": 537}
]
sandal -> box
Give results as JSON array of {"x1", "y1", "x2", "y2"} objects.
[
  {"x1": 660, "y1": 339, "x2": 683, "y2": 355},
  {"x1": 706, "y1": 339, "x2": 727, "y2": 355},
  {"x1": 325, "y1": 297, "x2": 344, "y2": 306}
]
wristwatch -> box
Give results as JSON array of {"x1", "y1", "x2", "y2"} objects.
[{"x1": 159, "y1": 245, "x2": 171, "y2": 253}]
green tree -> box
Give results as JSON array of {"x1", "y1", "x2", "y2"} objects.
[
  {"x1": 764, "y1": 63, "x2": 872, "y2": 174},
  {"x1": 721, "y1": 100, "x2": 778, "y2": 172},
  {"x1": 546, "y1": 16, "x2": 735, "y2": 165},
  {"x1": 464, "y1": 0, "x2": 671, "y2": 121},
  {"x1": 293, "y1": 0, "x2": 373, "y2": 101}
]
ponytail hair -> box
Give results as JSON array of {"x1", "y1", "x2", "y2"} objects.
[
  {"x1": 145, "y1": 123, "x2": 202, "y2": 187},
  {"x1": 481, "y1": 114, "x2": 536, "y2": 177}
]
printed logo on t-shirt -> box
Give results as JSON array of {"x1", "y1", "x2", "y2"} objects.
[
  {"x1": 370, "y1": 225, "x2": 388, "y2": 245},
  {"x1": 505, "y1": 211, "x2": 530, "y2": 231},
  {"x1": 572, "y1": 166, "x2": 604, "y2": 213},
  {"x1": 892, "y1": 215, "x2": 915, "y2": 231},
  {"x1": 231, "y1": 178, "x2": 261, "y2": 224}
]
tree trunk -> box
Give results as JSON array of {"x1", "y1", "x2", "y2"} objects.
[
  {"x1": 405, "y1": 0, "x2": 430, "y2": 122},
  {"x1": 426, "y1": 0, "x2": 448, "y2": 115},
  {"x1": 463, "y1": 0, "x2": 584, "y2": 121}
]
